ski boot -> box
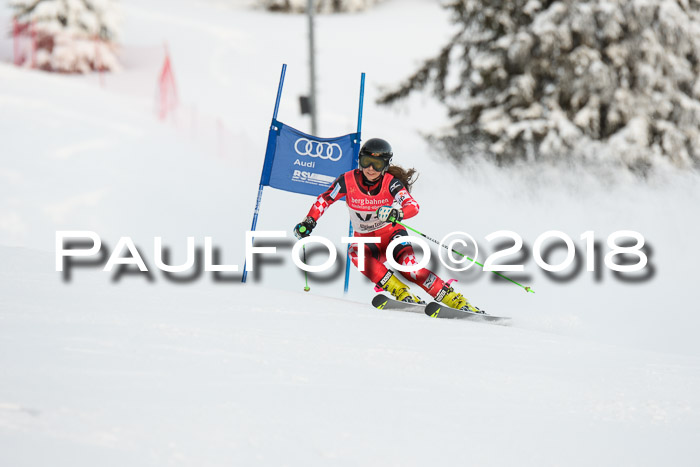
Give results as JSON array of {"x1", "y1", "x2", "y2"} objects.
[
  {"x1": 435, "y1": 283, "x2": 485, "y2": 314},
  {"x1": 378, "y1": 271, "x2": 424, "y2": 304}
]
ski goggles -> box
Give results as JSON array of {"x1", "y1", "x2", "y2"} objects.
[{"x1": 359, "y1": 154, "x2": 389, "y2": 172}]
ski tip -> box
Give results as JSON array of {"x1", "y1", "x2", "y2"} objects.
[
  {"x1": 525, "y1": 286, "x2": 534, "y2": 293},
  {"x1": 371, "y1": 293, "x2": 389, "y2": 309},
  {"x1": 424, "y1": 302, "x2": 441, "y2": 318}
]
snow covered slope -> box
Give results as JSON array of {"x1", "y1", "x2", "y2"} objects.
[
  {"x1": 2, "y1": 1, "x2": 700, "y2": 465},
  {"x1": 2, "y1": 246, "x2": 700, "y2": 466}
]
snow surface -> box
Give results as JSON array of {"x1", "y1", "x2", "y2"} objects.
[{"x1": 1, "y1": 0, "x2": 700, "y2": 465}]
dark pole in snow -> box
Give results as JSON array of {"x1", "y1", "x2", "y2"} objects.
[{"x1": 307, "y1": 0, "x2": 318, "y2": 135}]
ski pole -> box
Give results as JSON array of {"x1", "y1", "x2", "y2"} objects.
[
  {"x1": 390, "y1": 218, "x2": 534, "y2": 293},
  {"x1": 302, "y1": 245, "x2": 310, "y2": 292},
  {"x1": 296, "y1": 224, "x2": 312, "y2": 292}
]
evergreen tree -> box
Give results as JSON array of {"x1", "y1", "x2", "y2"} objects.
[
  {"x1": 10, "y1": 0, "x2": 121, "y2": 73},
  {"x1": 378, "y1": 0, "x2": 700, "y2": 174}
]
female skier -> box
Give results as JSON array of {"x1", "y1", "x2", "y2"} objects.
[{"x1": 293, "y1": 138, "x2": 483, "y2": 313}]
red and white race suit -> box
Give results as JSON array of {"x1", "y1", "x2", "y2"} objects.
[{"x1": 306, "y1": 169, "x2": 446, "y2": 298}]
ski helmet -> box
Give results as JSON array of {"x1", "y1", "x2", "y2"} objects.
[{"x1": 359, "y1": 138, "x2": 393, "y2": 172}]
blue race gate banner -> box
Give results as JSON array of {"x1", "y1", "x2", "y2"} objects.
[
  {"x1": 261, "y1": 119, "x2": 359, "y2": 197},
  {"x1": 242, "y1": 64, "x2": 365, "y2": 291}
]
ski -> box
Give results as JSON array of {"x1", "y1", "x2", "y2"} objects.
[
  {"x1": 372, "y1": 294, "x2": 510, "y2": 323},
  {"x1": 371, "y1": 294, "x2": 427, "y2": 314},
  {"x1": 424, "y1": 302, "x2": 510, "y2": 323}
]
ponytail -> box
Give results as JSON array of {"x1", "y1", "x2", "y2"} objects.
[{"x1": 386, "y1": 165, "x2": 419, "y2": 192}]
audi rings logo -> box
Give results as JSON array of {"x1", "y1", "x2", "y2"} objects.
[{"x1": 294, "y1": 138, "x2": 343, "y2": 161}]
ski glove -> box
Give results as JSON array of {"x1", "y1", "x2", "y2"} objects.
[
  {"x1": 376, "y1": 206, "x2": 403, "y2": 226},
  {"x1": 294, "y1": 216, "x2": 317, "y2": 239}
]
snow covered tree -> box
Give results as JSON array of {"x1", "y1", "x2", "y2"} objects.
[
  {"x1": 260, "y1": 0, "x2": 383, "y2": 14},
  {"x1": 378, "y1": 0, "x2": 700, "y2": 174},
  {"x1": 9, "y1": 0, "x2": 121, "y2": 73}
]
